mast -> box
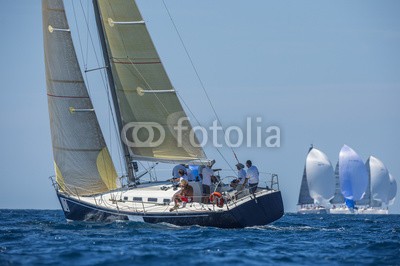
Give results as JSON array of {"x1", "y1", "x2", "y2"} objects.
[{"x1": 92, "y1": 0, "x2": 135, "y2": 184}]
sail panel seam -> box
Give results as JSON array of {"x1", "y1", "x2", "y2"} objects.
[
  {"x1": 48, "y1": 79, "x2": 84, "y2": 84},
  {"x1": 112, "y1": 60, "x2": 161, "y2": 65},
  {"x1": 46, "y1": 8, "x2": 65, "y2": 13},
  {"x1": 54, "y1": 146, "x2": 102, "y2": 152},
  {"x1": 47, "y1": 93, "x2": 89, "y2": 99}
]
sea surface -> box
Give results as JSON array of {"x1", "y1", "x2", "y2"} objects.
[{"x1": 0, "y1": 210, "x2": 399, "y2": 265}]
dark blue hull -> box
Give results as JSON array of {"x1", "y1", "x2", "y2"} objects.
[{"x1": 57, "y1": 191, "x2": 284, "y2": 228}]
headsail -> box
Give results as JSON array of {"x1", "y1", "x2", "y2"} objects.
[
  {"x1": 43, "y1": 0, "x2": 118, "y2": 195},
  {"x1": 338, "y1": 145, "x2": 368, "y2": 205},
  {"x1": 93, "y1": 0, "x2": 207, "y2": 164},
  {"x1": 306, "y1": 148, "x2": 335, "y2": 206}
]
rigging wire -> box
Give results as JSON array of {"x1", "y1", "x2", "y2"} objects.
[
  {"x1": 75, "y1": 0, "x2": 124, "y2": 173},
  {"x1": 177, "y1": 93, "x2": 236, "y2": 173},
  {"x1": 72, "y1": 1, "x2": 87, "y2": 71},
  {"x1": 85, "y1": 0, "x2": 90, "y2": 68},
  {"x1": 161, "y1": 0, "x2": 240, "y2": 167},
  {"x1": 101, "y1": 2, "x2": 168, "y2": 176}
]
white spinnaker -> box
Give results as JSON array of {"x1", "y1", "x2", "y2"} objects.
[
  {"x1": 367, "y1": 156, "x2": 390, "y2": 204},
  {"x1": 339, "y1": 145, "x2": 368, "y2": 201},
  {"x1": 306, "y1": 148, "x2": 335, "y2": 206},
  {"x1": 388, "y1": 173, "x2": 397, "y2": 205}
]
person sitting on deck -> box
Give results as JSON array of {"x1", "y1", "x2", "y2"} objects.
[{"x1": 170, "y1": 179, "x2": 194, "y2": 212}]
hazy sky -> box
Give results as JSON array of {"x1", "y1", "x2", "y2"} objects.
[{"x1": 0, "y1": 0, "x2": 399, "y2": 213}]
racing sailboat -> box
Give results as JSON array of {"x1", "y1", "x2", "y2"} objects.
[
  {"x1": 357, "y1": 156, "x2": 391, "y2": 214},
  {"x1": 297, "y1": 146, "x2": 335, "y2": 214},
  {"x1": 329, "y1": 145, "x2": 369, "y2": 214},
  {"x1": 42, "y1": 0, "x2": 284, "y2": 228}
]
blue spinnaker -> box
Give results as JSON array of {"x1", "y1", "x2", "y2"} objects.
[
  {"x1": 345, "y1": 199, "x2": 355, "y2": 209},
  {"x1": 339, "y1": 145, "x2": 369, "y2": 201}
]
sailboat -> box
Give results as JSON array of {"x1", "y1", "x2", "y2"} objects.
[
  {"x1": 329, "y1": 152, "x2": 397, "y2": 214},
  {"x1": 42, "y1": 0, "x2": 284, "y2": 228},
  {"x1": 357, "y1": 156, "x2": 391, "y2": 214},
  {"x1": 329, "y1": 145, "x2": 368, "y2": 214},
  {"x1": 297, "y1": 146, "x2": 335, "y2": 214}
]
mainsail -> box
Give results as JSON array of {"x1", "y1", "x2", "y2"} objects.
[
  {"x1": 305, "y1": 148, "x2": 335, "y2": 206},
  {"x1": 43, "y1": 0, "x2": 118, "y2": 195},
  {"x1": 297, "y1": 147, "x2": 314, "y2": 206},
  {"x1": 93, "y1": 0, "x2": 206, "y2": 163},
  {"x1": 330, "y1": 162, "x2": 345, "y2": 204},
  {"x1": 339, "y1": 145, "x2": 368, "y2": 206}
]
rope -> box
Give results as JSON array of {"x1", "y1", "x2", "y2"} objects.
[
  {"x1": 162, "y1": 0, "x2": 240, "y2": 165},
  {"x1": 177, "y1": 93, "x2": 236, "y2": 173}
]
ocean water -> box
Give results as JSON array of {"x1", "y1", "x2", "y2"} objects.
[{"x1": 0, "y1": 210, "x2": 399, "y2": 265}]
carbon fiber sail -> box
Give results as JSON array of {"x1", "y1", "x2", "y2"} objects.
[
  {"x1": 297, "y1": 147, "x2": 314, "y2": 205},
  {"x1": 43, "y1": 0, "x2": 118, "y2": 195},
  {"x1": 330, "y1": 162, "x2": 345, "y2": 204}
]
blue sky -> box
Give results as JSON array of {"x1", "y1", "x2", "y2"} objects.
[{"x1": 0, "y1": 0, "x2": 399, "y2": 213}]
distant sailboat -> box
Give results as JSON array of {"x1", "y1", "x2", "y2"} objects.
[
  {"x1": 42, "y1": 0, "x2": 284, "y2": 227},
  {"x1": 297, "y1": 146, "x2": 335, "y2": 214},
  {"x1": 330, "y1": 145, "x2": 368, "y2": 214},
  {"x1": 357, "y1": 156, "x2": 391, "y2": 214},
  {"x1": 366, "y1": 156, "x2": 389, "y2": 212},
  {"x1": 329, "y1": 151, "x2": 397, "y2": 214}
]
